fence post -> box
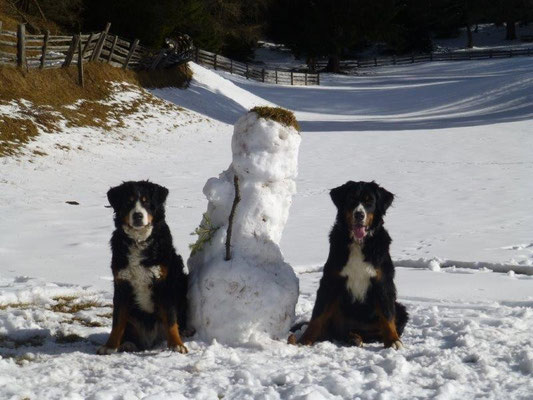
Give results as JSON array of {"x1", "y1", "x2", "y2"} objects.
[
  {"x1": 290, "y1": 71, "x2": 293, "y2": 85},
  {"x1": 40, "y1": 30, "x2": 49, "y2": 69},
  {"x1": 305, "y1": 72, "x2": 308, "y2": 85},
  {"x1": 230, "y1": 59, "x2": 233, "y2": 74},
  {"x1": 81, "y1": 32, "x2": 94, "y2": 59},
  {"x1": 78, "y1": 34, "x2": 84, "y2": 87},
  {"x1": 213, "y1": 54, "x2": 217, "y2": 69},
  {"x1": 63, "y1": 34, "x2": 80, "y2": 68},
  {"x1": 17, "y1": 23, "x2": 26, "y2": 69},
  {"x1": 262, "y1": 68, "x2": 265, "y2": 82},
  {"x1": 317, "y1": 72, "x2": 320, "y2": 86},
  {"x1": 123, "y1": 38, "x2": 139, "y2": 69},
  {"x1": 91, "y1": 22, "x2": 111, "y2": 61},
  {"x1": 0, "y1": 21, "x2": 2, "y2": 32},
  {"x1": 246, "y1": 63, "x2": 249, "y2": 79},
  {"x1": 275, "y1": 69, "x2": 278, "y2": 84},
  {"x1": 150, "y1": 49, "x2": 165, "y2": 70},
  {"x1": 107, "y1": 35, "x2": 118, "y2": 63}
]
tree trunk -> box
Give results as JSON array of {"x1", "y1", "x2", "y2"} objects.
[
  {"x1": 466, "y1": 24, "x2": 473, "y2": 48},
  {"x1": 326, "y1": 55, "x2": 340, "y2": 73},
  {"x1": 307, "y1": 56, "x2": 316, "y2": 72},
  {"x1": 506, "y1": 20, "x2": 517, "y2": 40}
]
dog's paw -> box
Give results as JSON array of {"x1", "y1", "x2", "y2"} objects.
[
  {"x1": 97, "y1": 345, "x2": 117, "y2": 355},
  {"x1": 348, "y1": 333, "x2": 364, "y2": 348},
  {"x1": 287, "y1": 334, "x2": 298, "y2": 345},
  {"x1": 118, "y1": 341, "x2": 138, "y2": 353},
  {"x1": 389, "y1": 340, "x2": 404, "y2": 350},
  {"x1": 169, "y1": 344, "x2": 188, "y2": 354}
]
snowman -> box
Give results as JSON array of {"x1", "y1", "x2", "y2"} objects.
[{"x1": 188, "y1": 107, "x2": 301, "y2": 344}]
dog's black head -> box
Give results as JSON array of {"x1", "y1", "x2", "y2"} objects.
[
  {"x1": 107, "y1": 181, "x2": 169, "y2": 237},
  {"x1": 330, "y1": 181, "x2": 394, "y2": 243}
]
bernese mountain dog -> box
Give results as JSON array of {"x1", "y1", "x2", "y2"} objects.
[
  {"x1": 97, "y1": 181, "x2": 188, "y2": 355},
  {"x1": 289, "y1": 181, "x2": 408, "y2": 349}
]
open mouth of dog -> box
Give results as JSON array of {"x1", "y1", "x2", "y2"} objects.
[{"x1": 352, "y1": 223, "x2": 367, "y2": 241}]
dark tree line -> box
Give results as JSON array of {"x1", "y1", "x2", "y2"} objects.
[
  {"x1": 11, "y1": 0, "x2": 533, "y2": 67},
  {"x1": 269, "y1": 0, "x2": 533, "y2": 71}
]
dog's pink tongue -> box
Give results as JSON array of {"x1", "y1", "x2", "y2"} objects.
[{"x1": 354, "y1": 226, "x2": 366, "y2": 240}]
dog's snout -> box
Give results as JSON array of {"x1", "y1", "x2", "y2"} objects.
[
  {"x1": 354, "y1": 210, "x2": 365, "y2": 223},
  {"x1": 132, "y1": 212, "x2": 143, "y2": 223}
]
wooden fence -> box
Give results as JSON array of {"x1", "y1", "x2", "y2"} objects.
[
  {"x1": 315, "y1": 47, "x2": 533, "y2": 71},
  {"x1": 0, "y1": 21, "x2": 189, "y2": 72},
  {"x1": 194, "y1": 48, "x2": 320, "y2": 86}
]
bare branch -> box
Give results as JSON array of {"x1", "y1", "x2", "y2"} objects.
[{"x1": 225, "y1": 174, "x2": 241, "y2": 261}]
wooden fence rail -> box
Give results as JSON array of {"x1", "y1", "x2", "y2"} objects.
[
  {"x1": 314, "y1": 47, "x2": 533, "y2": 71},
  {"x1": 0, "y1": 22, "x2": 187, "y2": 72},
  {"x1": 0, "y1": 21, "x2": 319, "y2": 86},
  {"x1": 194, "y1": 48, "x2": 320, "y2": 86}
]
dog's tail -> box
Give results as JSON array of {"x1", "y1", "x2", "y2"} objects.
[
  {"x1": 395, "y1": 302, "x2": 409, "y2": 337},
  {"x1": 290, "y1": 321, "x2": 308, "y2": 332}
]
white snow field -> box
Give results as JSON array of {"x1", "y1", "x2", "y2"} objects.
[{"x1": 1, "y1": 58, "x2": 533, "y2": 399}]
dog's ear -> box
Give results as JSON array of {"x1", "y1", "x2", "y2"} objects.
[
  {"x1": 330, "y1": 181, "x2": 353, "y2": 210},
  {"x1": 146, "y1": 182, "x2": 169, "y2": 204},
  {"x1": 107, "y1": 184, "x2": 125, "y2": 212},
  {"x1": 376, "y1": 184, "x2": 394, "y2": 214}
]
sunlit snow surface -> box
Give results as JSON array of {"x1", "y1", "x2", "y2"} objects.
[{"x1": 1, "y1": 59, "x2": 533, "y2": 399}]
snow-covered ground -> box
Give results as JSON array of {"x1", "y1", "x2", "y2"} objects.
[
  {"x1": 1, "y1": 59, "x2": 533, "y2": 398},
  {"x1": 434, "y1": 23, "x2": 533, "y2": 52},
  {"x1": 253, "y1": 42, "x2": 307, "y2": 70}
]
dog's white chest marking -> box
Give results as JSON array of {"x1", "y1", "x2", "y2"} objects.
[
  {"x1": 117, "y1": 244, "x2": 162, "y2": 313},
  {"x1": 340, "y1": 242, "x2": 377, "y2": 302}
]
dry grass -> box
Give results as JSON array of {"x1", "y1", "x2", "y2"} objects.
[
  {"x1": 0, "y1": 62, "x2": 192, "y2": 157},
  {"x1": 0, "y1": 63, "x2": 191, "y2": 105},
  {"x1": 0, "y1": 0, "x2": 62, "y2": 33},
  {"x1": 0, "y1": 302, "x2": 32, "y2": 310},
  {"x1": 250, "y1": 106, "x2": 300, "y2": 131},
  {"x1": 69, "y1": 317, "x2": 106, "y2": 328},
  {"x1": 55, "y1": 333, "x2": 84, "y2": 344},
  {"x1": 137, "y1": 64, "x2": 192, "y2": 89},
  {"x1": 0, "y1": 334, "x2": 46, "y2": 348},
  {"x1": 1, "y1": 353, "x2": 37, "y2": 366},
  {"x1": 50, "y1": 295, "x2": 107, "y2": 313}
]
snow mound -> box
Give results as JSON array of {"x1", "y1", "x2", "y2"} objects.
[
  {"x1": 152, "y1": 63, "x2": 274, "y2": 124},
  {"x1": 188, "y1": 110, "x2": 301, "y2": 344}
]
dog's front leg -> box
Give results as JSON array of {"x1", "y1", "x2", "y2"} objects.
[
  {"x1": 160, "y1": 306, "x2": 188, "y2": 354},
  {"x1": 376, "y1": 301, "x2": 403, "y2": 350},
  {"x1": 290, "y1": 296, "x2": 339, "y2": 346},
  {"x1": 97, "y1": 298, "x2": 130, "y2": 355}
]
